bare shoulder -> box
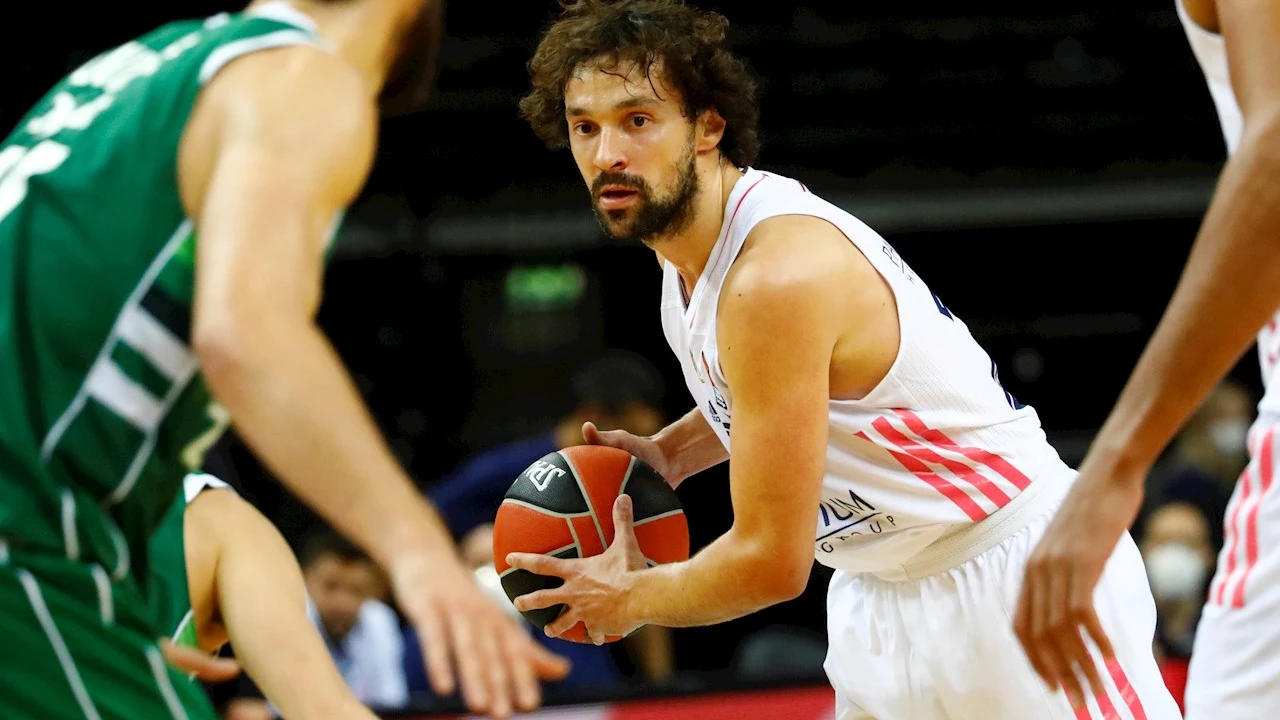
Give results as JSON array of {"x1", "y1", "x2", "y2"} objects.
[
  {"x1": 186, "y1": 486, "x2": 275, "y2": 541},
  {"x1": 200, "y1": 44, "x2": 375, "y2": 144},
  {"x1": 720, "y1": 214, "x2": 899, "y2": 398},
  {"x1": 185, "y1": 486, "x2": 254, "y2": 545},
  {"x1": 722, "y1": 214, "x2": 876, "y2": 312},
  {"x1": 180, "y1": 45, "x2": 377, "y2": 213}
]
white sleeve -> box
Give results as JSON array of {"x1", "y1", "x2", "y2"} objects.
[
  {"x1": 182, "y1": 472, "x2": 233, "y2": 503},
  {"x1": 365, "y1": 601, "x2": 409, "y2": 709}
]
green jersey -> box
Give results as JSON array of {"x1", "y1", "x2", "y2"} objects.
[{"x1": 0, "y1": 4, "x2": 323, "y2": 589}]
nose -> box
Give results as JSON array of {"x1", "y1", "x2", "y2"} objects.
[{"x1": 592, "y1": 127, "x2": 628, "y2": 173}]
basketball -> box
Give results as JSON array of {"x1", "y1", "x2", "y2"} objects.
[{"x1": 492, "y1": 444, "x2": 690, "y2": 643}]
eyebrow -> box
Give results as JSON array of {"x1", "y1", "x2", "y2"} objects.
[{"x1": 565, "y1": 96, "x2": 657, "y2": 118}]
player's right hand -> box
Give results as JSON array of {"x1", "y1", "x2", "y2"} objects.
[
  {"x1": 582, "y1": 421, "x2": 680, "y2": 488},
  {"x1": 391, "y1": 551, "x2": 570, "y2": 719}
]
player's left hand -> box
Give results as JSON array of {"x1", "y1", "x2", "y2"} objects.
[
  {"x1": 1013, "y1": 456, "x2": 1146, "y2": 709},
  {"x1": 507, "y1": 495, "x2": 648, "y2": 644}
]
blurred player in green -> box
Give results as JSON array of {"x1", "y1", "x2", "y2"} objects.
[
  {"x1": 0, "y1": 2, "x2": 567, "y2": 718},
  {"x1": 149, "y1": 473, "x2": 379, "y2": 719}
]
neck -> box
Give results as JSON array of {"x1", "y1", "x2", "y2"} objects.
[
  {"x1": 657, "y1": 161, "x2": 744, "y2": 294},
  {"x1": 251, "y1": 0, "x2": 406, "y2": 91}
]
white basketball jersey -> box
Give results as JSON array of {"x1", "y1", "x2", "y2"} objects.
[
  {"x1": 1176, "y1": 0, "x2": 1280, "y2": 414},
  {"x1": 660, "y1": 168, "x2": 1076, "y2": 575}
]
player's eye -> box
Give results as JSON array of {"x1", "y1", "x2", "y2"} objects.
[
  {"x1": 573, "y1": 122, "x2": 596, "y2": 135},
  {"x1": 630, "y1": 115, "x2": 650, "y2": 128}
]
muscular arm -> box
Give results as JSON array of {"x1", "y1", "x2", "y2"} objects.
[
  {"x1": 626, "y1": 219, "x2": 867, "y2": 627},
  {"x1": 184, "y1": 489, "x2": 376, "y2": 720},
  {"x1": 1087, "y1": 0, "x2": 1280, "y2": 477},
  {"x1": 181, "y1": 48, "x2": 455, "y2": 575}
]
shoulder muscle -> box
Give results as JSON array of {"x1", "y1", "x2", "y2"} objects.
[{"x1": 180, "y1": 45, "x2": 376, "y2": 219}]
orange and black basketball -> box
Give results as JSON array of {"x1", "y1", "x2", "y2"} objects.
[{"x1": 492, "y1": 444, "x2": 690, "y2": 643}]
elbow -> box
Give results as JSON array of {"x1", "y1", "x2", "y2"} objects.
[
  {"x1": 742, "y1": 541, "x2": 811, "y2": 604},
  {"x1": 192, "y1": 310, "x2": 270, "y2": 389},
  {"x1": 767, "y1": 555, "x2": 812, "y2": 602}
]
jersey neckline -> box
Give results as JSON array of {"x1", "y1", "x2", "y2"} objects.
[{"x1": 680, "y1": 167, "x2": 765, "y2": 327}]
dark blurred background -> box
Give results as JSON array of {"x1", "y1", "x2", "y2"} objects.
[{"x1": 2, "y1": 0, "x2": 1254, "y2": 714}]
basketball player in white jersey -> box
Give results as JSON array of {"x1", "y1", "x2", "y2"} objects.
[
  {"x1": 502, "y1": 2, "x2": 1180, "y2": 718},
  {"x1": 1015, "y1": 1, "x2": 1280, "y2": 717}
]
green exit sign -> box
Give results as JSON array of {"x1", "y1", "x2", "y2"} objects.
[{"x1": 504, "y1": 264, "x2": 587, "y2": 309}]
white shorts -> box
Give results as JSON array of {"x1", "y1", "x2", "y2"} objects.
[
  {"x1": 1185, "y1": 417, "x2": 1280, "y2": 720},
  {"x1": 824, "y1": 477, "x2": 1182, "y2": 720}
]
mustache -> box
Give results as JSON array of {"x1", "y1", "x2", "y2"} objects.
[{"x1": 592, "y1": 172, "x2": 649, "y2": 197}]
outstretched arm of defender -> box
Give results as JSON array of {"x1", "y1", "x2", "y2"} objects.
[
  {"x1": 1014, "y1": 0, "x2": 1280, "y2": 702},
  {"x1": 180, "y1": 47, "x2": 567, "y2": 717}
]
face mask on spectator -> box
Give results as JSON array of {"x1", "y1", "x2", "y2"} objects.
[
  {"x1": 1210, "y1": 418, "x2": 1249, "y2": 456},
  {"x1": 1144, "y1": 542, "x2": 1208, "y2": 601}
]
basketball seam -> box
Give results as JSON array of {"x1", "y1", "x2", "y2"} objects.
[
  {"x1": 561, "y1": 451, "x2": 609, "y2": 551},
  {"x1": 499, "y1": 498, "x2": 593, "y2": 520},
  {"x1": 497, "y1": 542, "x2": 577, "y2": 579},
  {"x1": 618, "y1": 456, "x2": 638, "y2": 496},
  {"x1": 565, "y1": 517, "x2": 585, "y2": 559}
]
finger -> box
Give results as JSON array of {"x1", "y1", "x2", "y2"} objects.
[
  {"x1": 1059, "y1": 570, "x2": 1107, "y2": 703},
  {"x1": 506, "y1": 552, "x2": 572, "y2": 578},
  {"x1": 1075, "y1": 579, "x2": 1117, "y2": 662},
  {"x1": 450, "y1": 611, "x2": 491, "y2": 715},
  {"x1": 416, "y1": 601, "x2": 457, "y2": 697},
  {"x1": 1073, "y1": 605, "x2": 1113, "y2": 699},
  {"x1": 1012, "y1": 580, "x2": 1041, "y2": 678},
  {"x1": 480, "y1": 623, "x2": 512, "y2": 720},
  {"x1": 611, "y1": 494, "x2": 638, "y2": 548},
  {"x1": 525, "y1": 635, "x2": 572, "y2": 680},
  {"x1": 503, "y1": 629, "x2": 541, "y2": 712},
  {"x1": 589, "y1": 627, "x2": 606, "y2": 646},
  {"x1": 160, "y1": 640, "x2": 241, "y2": 682},
  {"x1": 1050, "y1": 631, "x2": 1088, "y2": 710},
  {"x1": 1023, "y1": 563, "x2": 1061, "y2": 690},
  {"x1": 513, "y1": 588, "x2": 569, "y2": 612},
  {"x1": 544, "y1": 609, "x2": 581, "y2": 640},
  {"x1": 582, "y1": 421, "x2": 600, "y2": 444},
  {"x1": 1050, "y1": 563, "x2": 1096, "y2": 709}
]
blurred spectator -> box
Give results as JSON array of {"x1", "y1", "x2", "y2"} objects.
[
  {"x1": 1145, "y1": 379, "x2": 1254, "y2": 546},
  {"x1": 407, "y1": 350, "x2": 676, "y2": 696},
  {"x1": 1140, "y1": 501, "x2": 1215, "y2": 658},
  {"x1": 1139, "y1": 500, "x2": 1215, "y2": 713},
  {"x1": 300, "y1": 529, "x2": 409, "y2": 711}
]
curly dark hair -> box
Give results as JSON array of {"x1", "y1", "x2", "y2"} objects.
[{"x1": 519, "y1": 0, "x2": 761, "y2": 168}]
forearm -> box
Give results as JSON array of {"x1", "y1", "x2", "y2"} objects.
[
  {"x1": 654, "y1": 408, "x2": 728, "y2": 483},
  {"x1": 212, "y1": 504, "x2": 377, "y2": 719},
  {"x1": 200, "y1": 322, "x2": 453, "y2": 571},
  {"x1": 627, "y1": 530, "x2": 805, "y2": 628},
  {"x1": 1089, "y1": 136, "x2": 1280, "y2": 473}
]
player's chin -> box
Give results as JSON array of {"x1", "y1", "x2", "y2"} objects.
[{"x1": 597, "y1": 211, "x2": 638, "y2": 238}]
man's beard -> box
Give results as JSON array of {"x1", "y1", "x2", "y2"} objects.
[{"x1": 590, "y1": 140, "x2": 699, "y2": 246}]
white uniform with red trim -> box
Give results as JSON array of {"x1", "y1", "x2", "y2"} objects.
[
  {"x1": 660, "y1": 167, "x2": 1180, "y2": 719},
  {"x1": 1176, "y1": 3, "x2": 1280, "y2": 718}
]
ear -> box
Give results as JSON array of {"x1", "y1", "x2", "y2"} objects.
[{"x1": 696, "y1": 108, "x2": 727, "y2": 155}]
